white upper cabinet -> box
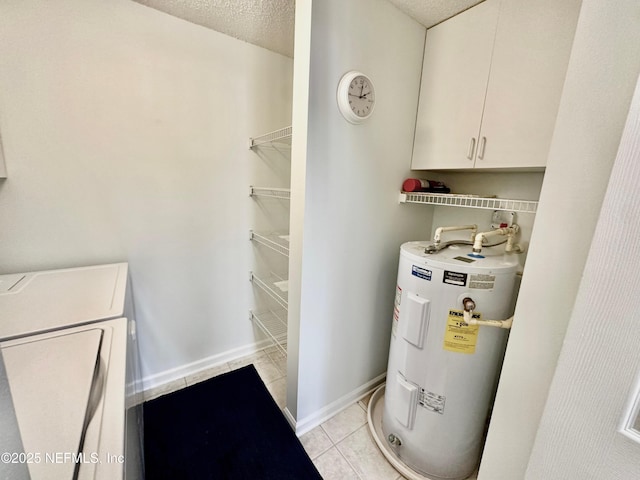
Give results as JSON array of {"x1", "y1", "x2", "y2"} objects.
[
  {"x1": 412, "y1": 0, "x2": 582, "y2": 170},
  {"x1": 412, "y1": 0, "x2": 499, "y2": 170}
]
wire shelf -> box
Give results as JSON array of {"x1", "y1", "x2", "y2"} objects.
[
  {"x1": 250, "y1": 231, "x2": 290, "y2": 257},
  {"x1": 249, "y1": 126, "x2": 292, "y2": 148},
  {"x1": 250, "y1": 308, "x2": 287, "y2": 355},
  {"x1": 249, "y1": 186, "x2": 291, "y2": 200},
  {"x1": 399, "y1": 192, "x2": 538, "y2": 214},
  {"x1": 250, "y1": 271, "x2": 288, "y2": 310}
]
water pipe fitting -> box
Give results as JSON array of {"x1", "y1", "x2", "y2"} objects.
[
  {"x1": 472, "y1": 224, "x2": 520, "y2": 254},
  {"x1": 433, "y1": 225, "x2": 478, "y2": 247},
  {"x1": 461, "y1": 297, "x2": 514, "y2": 329}
]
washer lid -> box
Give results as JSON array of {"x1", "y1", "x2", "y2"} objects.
[
  {"x1": 401, "y1": 241, "x2": 519, "y2": 273},
  {"x1": 0, "y1": 263, "x2": 127, "y2": 340},
  {"x1": 0, "y1": 349, "x2": 29, "y2": 480},
  {"x1": 1, "y1": 329, "x2": 103, "y2": 480}
]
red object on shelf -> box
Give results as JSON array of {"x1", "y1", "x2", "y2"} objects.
[
  {"x1": 403, "y1": 179, "x2": 427, "y2": 192},
  {"x1": 402, "y1": 178, "x2": 449, "y2": 193}
]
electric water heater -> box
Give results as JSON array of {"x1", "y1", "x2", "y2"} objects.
[{"x1": 382, "y1": 241, "x2": 518, "y2": 480}]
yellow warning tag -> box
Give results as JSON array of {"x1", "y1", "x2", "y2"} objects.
[{"x1": 443, "y1": 309, "x2": 480, "y2": 354}]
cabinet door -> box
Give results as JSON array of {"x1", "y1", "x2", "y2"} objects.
[
  {"x1": 412, "y1": 0, "x2": 500, "y2": 170},
  {"x1": 475, "y1": 0, "x2": 581, "y2": 169}
]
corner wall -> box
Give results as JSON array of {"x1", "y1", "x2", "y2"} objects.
[
  {"x1": 525, "y1": 71, "x2": 640, "y2": 480},
  {"x1": 288, "y1": 0, "x2": 430, "y2": 428},
  {"x1": 479, "y1": 0, "x2": 640, "y2": 477},
  {"x1": 0, "y1": 0, "x2": 293, "y2": 384}
]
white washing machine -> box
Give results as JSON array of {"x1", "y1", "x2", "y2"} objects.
[
  {"x1": 0, "y1": 263, "x2": 143, "y2": 480},
  {"x1": 0, "y1": 263, "x2": 130, "y2": 339}
]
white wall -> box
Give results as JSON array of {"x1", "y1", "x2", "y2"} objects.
[
  {"x1": 286, "y1": 0, "x2": 313, "y2": 424},
  {"x1": 288, "y1": 0, "x2": 430, "y2": 427},
  {"x1": 0, "y1": 0, "x2": 293, "y2": 385},
  {"x1": 525, "y1": 71, "x2": 640, "y2": 480},
  {"x1": 479, "y1": 0, "x2": 640, "y2": 478}
]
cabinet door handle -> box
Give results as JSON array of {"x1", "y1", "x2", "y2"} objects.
[
  {"x1": 477, "y1": 137, "x2": 487, "y2": 160},
  {"x1": 467, "y1": 138, "x2": 476, "y2": 160}
]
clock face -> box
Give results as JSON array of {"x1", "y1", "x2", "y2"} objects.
[
  {"x1": 337, "y1": 71, "x2": 375, "y2": 124},
  {"x1": 348, "y1": 76, "x2": 375, "y2": 118}
]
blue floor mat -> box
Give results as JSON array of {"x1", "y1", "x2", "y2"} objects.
[{"x1": 144, "y1": 364, "x2": 322, "y2": 479}]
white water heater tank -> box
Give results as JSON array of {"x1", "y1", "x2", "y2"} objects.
[{"x1": 382, "y1": 241, "x2": 518, "y2": 480}]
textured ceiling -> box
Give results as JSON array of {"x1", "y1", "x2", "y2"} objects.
[
  {"x1": 387, "y1": 0, "x2": 484, "y2": 28},
  {"x1": 133, "y1": 0, "x2": 484, "y2": 58},
  {"x1": 134, "y1": 0, "x2": 296, "y2": 57}
]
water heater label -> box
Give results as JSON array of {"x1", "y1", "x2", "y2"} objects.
[
  {"x1": 443, "y1": 270, "x2": 467, "y2": 286},
  {"x1": 469, "y1": 273, "x2": 496, "y2": 289},
  {"x1": 411, "y1": 265, "x2": 432, "y2": 281},
  {"x1": 419, "y1": 389, "x2": 446, "y2": 414},
  {"x1": 454, "y1": 255, "x2": 475, "y2": 263},
  {"x1": 443, "y1": 309, "x2": 480, "y2": 354}
]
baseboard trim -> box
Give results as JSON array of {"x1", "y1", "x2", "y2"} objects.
[
  {"x1": 139, "y1": 338, "x2": 273, "y2": 392},
  {"x1": 283, "y1": 407, "x2": 297, "y2": 431},
  {"x1": 293, "y1": 372, "x2": 387, "y2": 436}
]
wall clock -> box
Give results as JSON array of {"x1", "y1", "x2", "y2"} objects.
[{"x1": 336, "y1": 71, "x2": 376, "y2": 124}]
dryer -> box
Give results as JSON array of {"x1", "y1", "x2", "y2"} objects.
[
  {"x1": 0, "y1": 263, "x2": 143, "y2": 480},
  {"x1": 0, "y1": 263, "x2": 130, "y2": 339}
]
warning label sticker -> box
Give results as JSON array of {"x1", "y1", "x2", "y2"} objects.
[
  {"x1": 411, "y1": 265, "x2": 432, "y2": 281},
  {"x1": 469, "y1": 273, "x2": 496, "y2": 290},
  {"x1": 443, "y1": 309, "x2": 480, "y2": 354},
  {"x1": 443, "y1": 270, "x2": 467, "y2": 287},
  {"x1": 419, "y1": 389, "x2": 446, "y2": 414}
]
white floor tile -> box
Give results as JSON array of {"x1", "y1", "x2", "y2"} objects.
[
  {"x1": 300, "y1": 426, "x2": 333, "y2": 460},
  {"x1": 144, "y1": 377, "x2": 187, "y2": 402},
  {"x1": 321, "y1": 403, "x2": 368, "y2": 443},
  {"x1": 313, "y1": 446, "x2": 360, "y2": 480},
  {"x1": 253, "y1": 355, "x2": 285, "y2": 384},
  {"x1": 263, "y1": 344, "x2": 282, "y2": 355},
  {"x1": 266, "y1": 348, "x2": 287, "y2": 376},
  {"x1": 337, "y1": 425, "x2": 401, "y2": 480},
  {"x1": 265, "y1": 376, "x2": 287, "y2": 410},
  {"x1": 359, "y1": 391, "x2": 374, "y2": 411},
  {"x1": 227, "y1": 350, "x2": 268, "y2": 370},
  {"x1": 184, "y1": 363, "x2": 230, "y2": 386}
]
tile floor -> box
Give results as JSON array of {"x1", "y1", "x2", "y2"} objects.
[{"x1": 142, "y1": 347, "x2": 414, "y2": 479}]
